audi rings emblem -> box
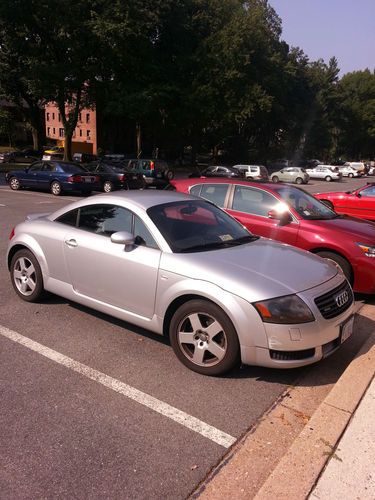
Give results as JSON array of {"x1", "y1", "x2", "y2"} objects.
[{"x1": 335, "y1": 291, "x2": 349, "y2": 307}]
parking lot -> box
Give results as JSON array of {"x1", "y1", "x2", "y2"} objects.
[{"x1": 0, "y1": 175, "x2": 374, "y2": 498}]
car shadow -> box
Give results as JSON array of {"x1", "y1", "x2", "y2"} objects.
[{"x1": 42, "y1": 292, "x2": 374, "y2": 385}]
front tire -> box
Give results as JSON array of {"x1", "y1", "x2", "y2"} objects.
[
  {"x1": 50, "y1": 181, "x2": 62, "y2": 196},
  {"x1": 316, "y1": 251, "x2": 352, "y2": 284},
  {"x1": 9, "y1": 177, "x2": 21, "y2": 190},
  {"x1": 165, "y1": 170, "x2": 174, "y2": 180},
  {"x1": 169, "y1": 300, "x2": 240, "y2": 376},
  {"x1": 10, "y1": 249, "x2": 45, "y2": 302}
]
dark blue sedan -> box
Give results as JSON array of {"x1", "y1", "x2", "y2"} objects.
[{"x1": 5, "y1": 160, "x2": 102, "y2": 196}]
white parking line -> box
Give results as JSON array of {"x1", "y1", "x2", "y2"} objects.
[{"x1": 0, "y1": 325, "x2": 236, "y2": 448}]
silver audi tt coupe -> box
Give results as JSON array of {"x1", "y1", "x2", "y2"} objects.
[{"x1": 7, "y1": 190, "x2": 355, "y2": 375}]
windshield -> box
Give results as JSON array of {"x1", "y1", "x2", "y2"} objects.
[
  {"x1": 275, "y1": 186, "x2": 338, "y2": 220},
  {"x1": 147, "y1": 200, "x2": 257, "y2": 252}
]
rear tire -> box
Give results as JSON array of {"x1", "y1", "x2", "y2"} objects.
[
  {"x1": 316, "y1": 251, "x2": 352, "y2": 284},
  {"x1": 165, "y1": 170, "x2": 174, "y2": 180},
  {"x1": 272, "y1": 176, "x2": 279, "y2": 183},
  {"x1": 103, "y1": 180, "x2": 113, "y2": 193},
  {"x1": 10, "y1": 249, "x2": 45, "y2": 302},
  {"x1": 325, "y1": 176, "x2": 332, "y2": 182},
  {"x1": 295, "y1": 177, "x2": 303, "y2": 185},
  {"x1": 348, "y1": 173, "x2": 353, "y2": 178}
]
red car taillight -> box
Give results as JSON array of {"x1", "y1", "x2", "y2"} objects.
[
  {"x1": 118, "y1": 174, "x2": 126, "y2": 182},
  {"x1": 150, "y1": 161, "x2": 155, "y2": 170},
  {"x1": 9, "y1": 227, "x2": 15, "y2": 240},
  {"x1": 67, "y1": 175, "x2": 82, "y2": 183}
]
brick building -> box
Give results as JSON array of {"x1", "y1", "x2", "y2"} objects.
[{"x1": 44, "y1": 102, "x2": 98, "y2": 154}]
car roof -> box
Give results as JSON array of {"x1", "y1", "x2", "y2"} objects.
[
  {"x1": 48, "y1": 189, "x2": 197, "y2": 220},
  {"x1": 171, "y1": 177, "x2": 294, "y2": 193}
]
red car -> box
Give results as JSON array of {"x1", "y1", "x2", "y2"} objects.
[
  {"x1": 171, "y1": 178, "x2": 375, "y2": 294},
  {"x1": 314, "y1": 183, "x2": 375, "y2": 221}
]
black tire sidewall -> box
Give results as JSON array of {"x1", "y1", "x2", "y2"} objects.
[
  {"x1": 316, "y1": 251, "x2": 352, "y2": 284},
  {"x1": 169, "y1": 299, "x2": 240, "y2": 376}
]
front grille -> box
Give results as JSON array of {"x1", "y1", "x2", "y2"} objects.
[
  {"x1": 270, "y1": 348, "x2": 315, "y2": 361},
  {"x1": 314, "y1": 280, "x2": 354, "y2": 320}
]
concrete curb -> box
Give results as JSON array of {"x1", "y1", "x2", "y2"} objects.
[
  {"x1": 193, "y1": 304, "x2": 375, "y2": 500},
  {"x1": 254, "y1": 325, "x2": 375, "y2": 499}
]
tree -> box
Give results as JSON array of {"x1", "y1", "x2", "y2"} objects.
[
  {"x1": 0, "y1": 108, "x2": 16, "y2": 146},
  {"x1": 338, "y1": 69, "x2": 375, "y2": 159}
]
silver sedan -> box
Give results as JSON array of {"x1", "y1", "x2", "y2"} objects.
[{"x1": 6, "y1": 191, "x2": 355, "y2": 375}]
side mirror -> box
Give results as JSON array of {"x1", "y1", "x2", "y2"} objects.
[
  {"x1": 268, "y1": 209, "x2": 292, "y2": 224},
  {"x1": 111, "y1": 231, "x2": 135, "y2": 248}
]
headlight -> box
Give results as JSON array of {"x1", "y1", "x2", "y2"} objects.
[
  {"x1": 253, "y1": 295, "x2": 315, "y2": 324},
  {"x1": 356, "y1": 242, "x2": 375, "y2": 257}
]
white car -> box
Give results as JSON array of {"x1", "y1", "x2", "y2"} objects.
[
  {"x1": 232, "y1": 164, "x2": 269, "y2": 181},
  {"x1": 305, "y1": 166, "x2": 341, "y2": 182},
  {"x1": 338, "y1": 165, "x2": 360, "y2": 178},
  {"x1": 344, "y1": 162, "x2": 366, "y2": 175}
]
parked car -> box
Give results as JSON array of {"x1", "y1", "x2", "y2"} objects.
[
  {"x1": 270, "y1": 167, "x2": 309, "y2": 185},
  {"x1": 338, "y1": 165, "x2": 360, "y2": 178},
  {"x1": 171, "y1": 178, "x2": 375, "y2": 294},
  {"x1": 73, "y1": 152, "x2": 98, "y2": 163},
  {"x1": 5, "y1": 160, "x2": 101, "y2": 196},
  {"x1": 343, "y1": 162, "x2": 366, "y2": 176},
  {"x1": 189, "y1": 165, "x2": 243, "y2": 179},
  {"x1": 314, "y1": 183, "x2": 375, "y2": 221},
  {"x1": 305, "y1": 166, "x2": 341, "y2": 182},
  {"x1": 232, "y1": 164, "x2": 269, "y2": 181},
  {"x1": 84, "y1": 161, "x2": 146, "y2": 192},
  {"x1": 0, "y1": 150, "x2": 41, "y2": 163},
  {"x1": 7, "y1": 190, "x2": 354, "y2": 375},
  {"x1": 126, "y1": 158, "x2": 174, "y2": 187}
]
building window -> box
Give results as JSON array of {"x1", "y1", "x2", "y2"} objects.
[
  {"x1": 53, "y1": 127, "x2": 56, "y2": 135},
  {"x1": 46, "y1": 112, "x2": 50, "y2": 121},
  {"x1": 79, "y1": 113, "x2": 82, "y2": 122},
  {"x1": 59, "y1": 128, "x2": 64, "y2": 138},
  {"x1": 79, "y1": 129, "x2": 83, "y2": 137},
  {"x1": 86, "y1": 113, "x2": 90, "y2": 124},
  {"x1": 52, "y1": 113, "x2": 55, "y2": 120},
  {"x1": 87, "y1": 130, "x2": 90, "y2": 138},
  {"x1": 58, "y1": 113, "x2": 61, "y2": 122},
  {"x1": 47, "y1": 127, "x2": 51, "y2": 136}
]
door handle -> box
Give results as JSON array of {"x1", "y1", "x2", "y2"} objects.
[{"x1": 65, "y1": 239, "x2": 78, "y2": 248}]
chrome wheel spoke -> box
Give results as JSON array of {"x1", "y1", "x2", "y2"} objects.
[
  {"x1": 188, "y1": 313, "x2": 203, "y2": 332},
  {"x1": 14, "y1": 269, "x2": 23, "y2": 280},
  {"x1": 205, "y1": 320, "x2": 223, "y2": 339},
  {"x1": 178, "y1": 331, "x2": 196, "y2": 345},
  {"x1": 206, "y1": 341, "x2": 226, "y2": 361},
  {"x1": 192, "y1": 346, "x2": 205, "y2": 365}
]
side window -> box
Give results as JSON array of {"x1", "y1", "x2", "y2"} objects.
[
  {"x1": 55, "y1": 208, "x2": 79, "y2": 227},
  {"x1": 134, "y1": 216, "x2": 159, "y2": 249},
  {"x1": 232, "y1": 186, "x2": 279, "y2": 217},
  {"x1": 360, "y1": 186, "x2": 375, "y2": 197},
  {"x1": 141, "y1": 160, "x2": 150, "y2": 170},
  {"x1": 199, "y1": 184, "x2": 228, "y2": 207},
  {"x1": 78, "y1": 205, "x2": 132, "y2": 235},
  {"x1": 189, "y1": 185, "x2": 202, "y2": 196},
  {"x1": 128, "y1": 161, "x2": 137, "y2": 170},
  {"x1": 29, "y1": 163, "x2": 43, "y2": 172}
]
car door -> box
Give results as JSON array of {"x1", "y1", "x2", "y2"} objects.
[
  {"x1": 61, "y1": 203, "x2": 161, "y2": 318},
  {"x1": 17, "y1": 162, "x2": 44, "y2": 187},
  {"x1": 226, "y1": 184, "x2": 299, "y2": 245},
  {"x1": 343, "y1": 185, "x2": 375, "y2": 219},
  {"x1": 32, "y1": 162, "x2": 56, "y2": 190}
]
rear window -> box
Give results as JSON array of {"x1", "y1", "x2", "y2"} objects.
[{"x1": 58, "y1": 163, "x2": 88, "y2": 173}]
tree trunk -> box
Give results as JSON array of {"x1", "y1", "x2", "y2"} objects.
[
  {"x1": 136, "y1": 122, "x2": 142, "y2": 158},
  {"x1": 64, "y1": 132, "x2": 73, "y2": 161}
]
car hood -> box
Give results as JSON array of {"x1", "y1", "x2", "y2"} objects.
[
  {"x1": 161, "y1": 238, "x2": 338, "y2": 302},
  {"x1": 306, "y1": 215, "x2": 375, "y2": 240}
]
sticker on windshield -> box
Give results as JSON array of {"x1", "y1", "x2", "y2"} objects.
[{"x1": 219, "y1": 234, "x2": 234, "y2": 241}]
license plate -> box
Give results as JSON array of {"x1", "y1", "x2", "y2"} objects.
[
  {"x1": 84, "y1": 177, "x2": 93, "y2": 183},
  {"x1": 340, "y1": 315, "x2": 354, "y2": 343}
]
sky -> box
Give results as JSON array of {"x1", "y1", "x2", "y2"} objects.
[{"x1": 267, "y1": 0, "x2": 375, "y2": 76}]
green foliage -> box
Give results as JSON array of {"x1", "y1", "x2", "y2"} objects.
[{"x1": 0, "y1": 0, "x2": 373, "y2": 161}]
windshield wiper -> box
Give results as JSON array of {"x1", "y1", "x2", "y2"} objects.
[{"x1": 178, "y1": 234, "x2": 259, "y2": 253}]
